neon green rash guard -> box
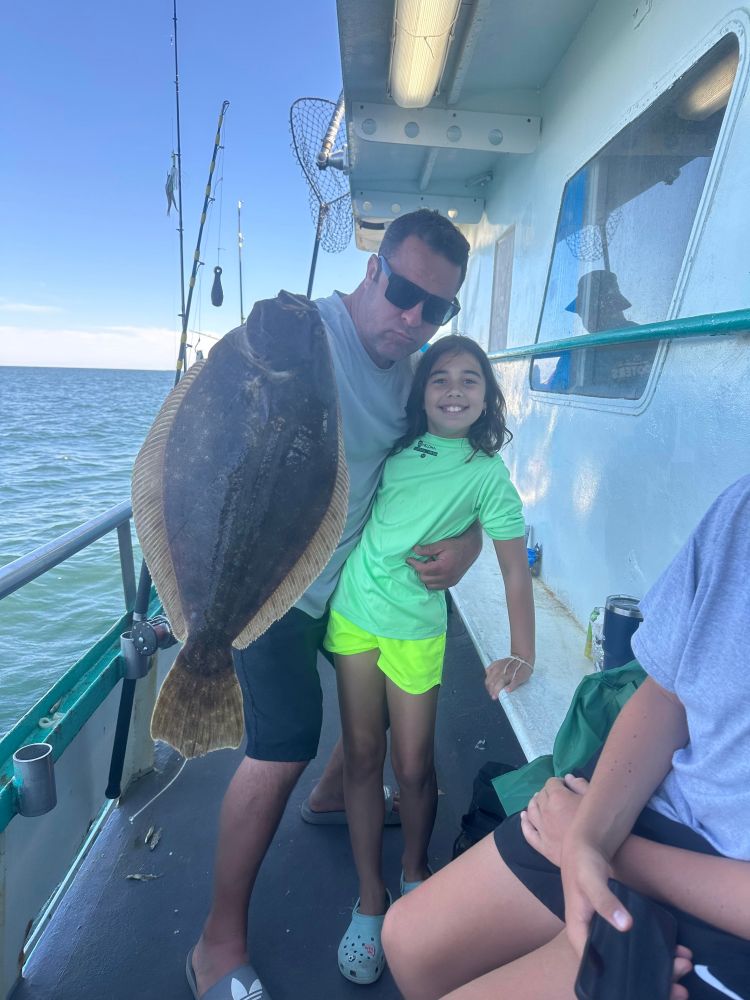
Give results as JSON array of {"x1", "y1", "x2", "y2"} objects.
[{"x1": 330, "y1": 432, "x2": 525, "y2": 640}]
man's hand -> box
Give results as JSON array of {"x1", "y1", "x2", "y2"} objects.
[
  {"x1": 406, "y1": 522, "x2": 482, "y2": 590},
  {"x1": 520, "y1": 774, "x2": 588, "y2": 867},
  {"x1": 485, "y1": 656, "x2": 533, "y2": 697}
]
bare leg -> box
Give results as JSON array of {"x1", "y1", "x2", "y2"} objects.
[
  {"x1": 386, "y1": 678, "x2": 439, "y2": 882},
  {"x1": 440, "y1": 930, "x2": 579, "y2": 1000},
  {"x1": 306, "y1": 736, "x2": 346, "y2": 812},
  {"x1": 191, "y1": 755, "x2": 307, "y2": 996},
  {"x1": 307, "y1": 736, "x2": 401, "y2": 816},
  {"x1": 382, "y1": 834, "x2": 564, "y2": 1000},
  {"x1": 336, "y1": 650, "x2": 389, "y2": 914}
]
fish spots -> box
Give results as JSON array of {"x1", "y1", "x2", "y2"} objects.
[{"x1": 285, "y1": 426, "x2": 314, "y2": 466}]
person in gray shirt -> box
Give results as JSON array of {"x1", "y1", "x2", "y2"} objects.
[
  {"x1": 189, "y1": 210, "x2": 493, "y2": 1000},
  {"x1": 383, "y1": 475, "x2": 750, "y2": 1000}
]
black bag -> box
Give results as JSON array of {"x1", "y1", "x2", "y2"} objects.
[{"x1": 452, "y1": 761, "x2": 517, "y2": 859}]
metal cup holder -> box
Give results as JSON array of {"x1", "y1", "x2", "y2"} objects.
[
  {"x1": 13, "y1": 742, "x2": 57, "y2": 817},
  {"x1": 120, "y1": 630, "x2": 151, "y2": 679}
]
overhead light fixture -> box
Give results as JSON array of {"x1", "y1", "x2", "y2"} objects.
[
  {"x1": 676, "y1": 43, "x2": 739, "y2": 121},
  {"x1": 389, "y1": 0, "x2": 461, "y2": 109}
]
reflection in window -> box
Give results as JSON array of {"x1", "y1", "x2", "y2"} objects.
[{"x1": 531, "y1": 34, "x2": 739, "y2": 399}]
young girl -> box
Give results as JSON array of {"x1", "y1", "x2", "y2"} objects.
[{"x1": 324, "y1": 335, "x2": 535, "y2": 985}]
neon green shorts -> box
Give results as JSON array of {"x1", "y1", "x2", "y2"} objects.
[{"x1": 324, "y1": 608, "x2": 446, "y2": 694}]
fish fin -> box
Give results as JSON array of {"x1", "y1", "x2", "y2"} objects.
[
  {"x1": 132, "y1": 362, "x2": 206, "y2": 640},
  {"x1": 233, "y1": 407, "x2": 350, "y2": 649},
  {"x1": 150, "y1": 645, "x2": 244, "y2": 758}
]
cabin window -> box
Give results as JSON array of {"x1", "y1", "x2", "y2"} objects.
[
  {"x1": 531, "y1": 34, "x2": 739, "y2": 399},
  {"x1": 489, "y1": 227, "x2": 515, "y2": 352}
]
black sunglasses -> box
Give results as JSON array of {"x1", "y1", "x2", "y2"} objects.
[{"x1": 378, "y1": 255, "x2": 460, "y2": 327}]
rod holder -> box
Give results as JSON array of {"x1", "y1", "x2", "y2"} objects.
[
  {"x1": 13, "y1": 743, "x2": 57, "y2": 817},
  {"x1": 120, "y1": 631, "x2": 151, "y2": 680}
]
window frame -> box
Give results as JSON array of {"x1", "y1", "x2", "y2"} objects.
[{"x1": 528, "y1": 21, "x2": 746, "y2": 416}]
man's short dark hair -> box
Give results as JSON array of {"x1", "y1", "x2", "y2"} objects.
[{"x1": 379, "y1": 209, "x2": 470, "y2": 285}]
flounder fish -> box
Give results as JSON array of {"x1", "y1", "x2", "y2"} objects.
[{"x1": 132, "y1": 291, "x2": 348, "y2": 758}]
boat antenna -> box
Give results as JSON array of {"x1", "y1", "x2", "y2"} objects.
[
  {"x1": 174, "y1": 99, "x2": 230, "y2": 386},
  {"x1": 171, "y1": 0, "x2": 187, "y2": 335},
  {"x1": 237, "y1": 200, "x2": 245, "y2": 325},
  {"x1": 289, "y1": 92, "x2": 352, "y2": 298}
]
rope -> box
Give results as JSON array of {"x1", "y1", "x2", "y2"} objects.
[{"x1": 128, "y1": 758, "x2": 189, "y2": 824}]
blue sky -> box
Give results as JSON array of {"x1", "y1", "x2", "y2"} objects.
[{"x1": 0, "y1": 2, "x2": 368, "y2": 369}]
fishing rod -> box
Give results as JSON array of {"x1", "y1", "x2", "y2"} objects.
[
  {"x1": 237, "y1": 200, "x2": 245, "y2": 325},
  {"x1": 106, "y1": 29, "x2": 229, "y2": 802},
  {"x1": 174, "y1": 98, "x2": 230, "y2": 385},
  {"x1": 172, "y1": 0, "x2": 187, "y2": 331}
]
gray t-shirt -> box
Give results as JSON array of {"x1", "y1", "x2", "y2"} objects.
[
  {"x1": 631, "y1": 475, "x2": 750, "y2": 859},
  {"x1": 295, "y1": 293, "x2": 414, "y2": 618}
]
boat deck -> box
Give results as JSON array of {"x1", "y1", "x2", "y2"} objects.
[{"x1": 12, "y1": 608, "x2": 526, "y2": 1000}]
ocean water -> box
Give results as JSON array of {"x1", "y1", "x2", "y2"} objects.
[{"x1": 0, "y1": 366, "x2": 174, "y2": 737}]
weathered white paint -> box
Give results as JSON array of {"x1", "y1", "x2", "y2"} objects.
[{"x1": 461, "y1": 0, "x2": 750, "y2": 628}]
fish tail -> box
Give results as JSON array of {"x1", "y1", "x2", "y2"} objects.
[{"x1": 150, "y1": 644, "x2": 244, "y2": 758}]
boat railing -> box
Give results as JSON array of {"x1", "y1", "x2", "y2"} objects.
[
  {"x1": 0, "y1": 501, "x2": 170, "y2": 997},
  {"x1": 487, "y1": 306, "x2": 750, "y2": 362},
  {"x1": 0, "y1": 499, "x2": 136, "y2": 605},
  {"x1": 0, "y1": 500, "x2": 158, "y2": 831}
]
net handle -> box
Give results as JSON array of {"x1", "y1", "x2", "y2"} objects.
[{"x1": 316, "y1": 91, "x2": 345, "y2": 170}]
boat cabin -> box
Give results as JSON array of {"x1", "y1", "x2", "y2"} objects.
[{"x1": 1, "y1": 0, "x2": 748, "y2": 996}]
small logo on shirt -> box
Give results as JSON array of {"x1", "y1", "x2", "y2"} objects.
[{"x1": 413, "y1": 438, "x2": 438, "y2": 459}]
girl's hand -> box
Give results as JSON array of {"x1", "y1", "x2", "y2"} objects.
[
  {"x1": 561, "y1": 839, "x2": 693, "y2": 999},
  {"x1": 520, "y1": 774, "x2": 589, "y2": 866},
  {"x1": 670, "y1": 946, "x2": 694, "y2": 1000},
  {"x1": 484, "y1": 655, "x2": 532, "y2": 696},
  {"x1": 561, "y1": 837, "x2": 629, "y2": 958}
]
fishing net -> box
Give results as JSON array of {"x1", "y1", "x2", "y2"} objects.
[
  {"x1": 289, "y1": 96, "x2": 352, "y2": 255},
  {"x1": 565, "y1": 209, "x2": 622, "y2": 262}
]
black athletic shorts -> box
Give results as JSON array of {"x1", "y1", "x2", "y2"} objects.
[
  {"x1": 495, "y1": 805, "x2": 750, "y2": 999},
  {"x1": 233, "y1": 606, "x2": 332, "y2": 762}
]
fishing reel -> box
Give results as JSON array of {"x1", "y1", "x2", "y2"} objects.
[
  {"x1": 131, "y1": 614, "x2": 177, "y2": 656},
  {"x1": 120, "y1": 614, "x2": 177, "y2": 680}
]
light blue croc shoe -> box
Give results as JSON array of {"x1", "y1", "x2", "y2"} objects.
[
  {"x1": 399, "y1": 865, "x2": 433, "y2": 896},
  {"x1": 337, "y1": 890, "x2": 392, "y2": 984}
]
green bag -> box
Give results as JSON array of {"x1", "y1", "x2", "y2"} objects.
[{"x1": 492, "y1": 660, "x2": 646, "y2": 817}]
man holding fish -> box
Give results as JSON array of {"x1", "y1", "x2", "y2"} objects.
[{"x1": 185, "y1": 210, "x2": 488, "y2": 999}]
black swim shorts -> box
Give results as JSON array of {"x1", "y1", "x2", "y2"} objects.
[
  {"x1": 495, "y1": 807, "x2": 750, "y2": 999},
  {"x1": 234, "y1": 606, "x2": 331, "y2": 762}
]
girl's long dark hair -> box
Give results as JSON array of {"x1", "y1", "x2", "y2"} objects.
[{"x1": 392, "y1": 335, "x2": 513, "y2": 460}]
